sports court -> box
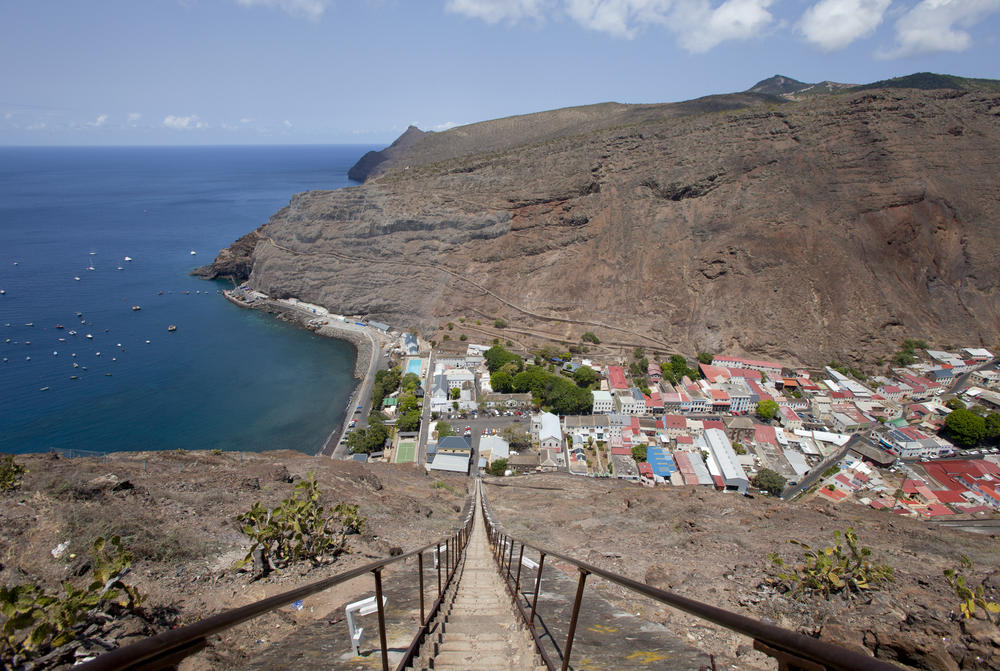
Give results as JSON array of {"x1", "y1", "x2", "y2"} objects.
[{"x1": 396, "y1": 439, "x2": 416, "y2": 463}]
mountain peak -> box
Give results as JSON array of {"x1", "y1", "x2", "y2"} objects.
[{"x1": 747, "y1": 75, "x2": 811, "y2": 96}]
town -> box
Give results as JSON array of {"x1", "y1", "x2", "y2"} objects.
[{"x1": 225, "y1": 288, "x2": 1000, "y2": 520}]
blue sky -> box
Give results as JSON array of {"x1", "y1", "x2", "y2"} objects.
[{"x1": 2, "y1": 0, "x2": 997, "y2": 145}]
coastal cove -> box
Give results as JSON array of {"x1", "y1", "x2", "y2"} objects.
[{"x1": 0, "y1": 145, "x2": 377, "y2": 455}]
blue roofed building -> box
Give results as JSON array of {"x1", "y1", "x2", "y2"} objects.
[{"x1": 646, "y1": 446, "x2": 677, "y2": 479}]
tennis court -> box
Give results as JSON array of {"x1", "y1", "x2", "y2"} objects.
[{"x1": 396, "y1": 439, "x2": 416, "y2": 463}]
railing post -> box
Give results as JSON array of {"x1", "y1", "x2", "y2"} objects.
[
  {"x1": 505, "y1": 539, "x2": 515, "y2": 583},
  {"x1": 418, "y1": 551, "x2": 425, "y2": 625},
  {"x1": 372, "y1": 567, "x2": 389, "y2": 671},
  {"x1": 514, "y1": 543, "x2": 524, "y2": 594},
  {"x1": 437, "y1": 544, "x2": 442, "y2": 597},
  {"x1": 560, "y1": 569, "x2": 590, "y2": 671},
  {"x1": 529, "y1": 552, "x2": 545, "y2": 627},
  {"x1": 445, "y1": 538, "x2": 451, "y2": 578}
]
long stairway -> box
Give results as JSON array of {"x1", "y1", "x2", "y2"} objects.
[{"x1": 414, "y1": 481, "x2": 545, "y2": 671}]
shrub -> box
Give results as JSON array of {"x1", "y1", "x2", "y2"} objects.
[
  {"x1": 581, "y1": 331, "x2": 600, "y2": 344},
  {"x1": 459, "y1": 334, "x2": 467, "y2": 341},
  {"x1": 769, "y1": 527, "x2": 893, "y2": 600},
  {"x1": 488, "y1": 459, "x2": 508, "y2": 476},
  {"x1": 1, "y1": 455, "x2": 26, "y2": 493},
  {"x1": 753, "y1": 468, "x2": 786, "y2": 495},
  {"x1": 493, "y1": 319, "x2": 507, "y2": 329},
  {"x1": 236, "y1": 473, "x2": 361, "y2": 571}
]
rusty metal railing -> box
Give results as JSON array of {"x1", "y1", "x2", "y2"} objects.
[
  {"x1": 480, "y1": 483, "x2": 903, "y2": 671},
  {"x1": 75, "y1": 491, "x2": 476, "y2": 671}
]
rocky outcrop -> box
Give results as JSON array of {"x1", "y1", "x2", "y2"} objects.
[
  {"x1": 347, "y1": 125, "x2": 428, "y2": 182},
  {"x1": 202, "y1": 80, "x2": 1000, "y2": 366}
]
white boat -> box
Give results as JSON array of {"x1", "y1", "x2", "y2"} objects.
[
  {"x1": 190, "y1": 250, "x2": 197, "y2": 255},
  {"x1": 73, "y1": 276, "x2": 80, "y2": 281},
  {"x1": 124, "y1": 256, "x2": 133, "y2": 262}
]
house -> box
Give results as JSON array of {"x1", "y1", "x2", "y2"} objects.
[
  {"x1": 564, "y1": 414, "x2": 611, "y2": 442},
  {"x1": 430, "y1": 436, "x2": 472, "y2": 474},
  {"x1": 646, "y1": 446, "x2": 677, "y2": 481},
  {"x1": 403, "y1": 333, "x2": 419, "y2": 356},
  {"x1": 479, "y1": 392, "x2": 533, "y2": 409},
  {"x1": 780, "y1": 406, "x2": 803, "y2": 431},
  {"x1": 673, "y1": 451, "x2": 713, "y2": 486},
  {"x1": 661, "y1": 414, "x2": 687, "y2": 439},
  {"x1": 877, "y1": 426, "x2": 954, "y2": 459},
  {"x1": 698, "y1": 428, "x2": 749, "y2": 494},
  {"x1": 963, "y1": 347, "x2": 994, "y2": 361},
  {"x1": 592, "y1": 390, "x2": 614, "y2": 413},
  {"x1": 607, "y1": 365, "x2": 628, "y2": 390},
  {"x1": 479, "y1": 435, "x2": 510, "y2": 466},
  {"x1": 507, "y1": 452, "x2": 540, "y2": 473},
  {"x1": 711, "y1": 356, "x2": 783, "y2": 379},
  {"x1": 648, "y1": 363, "x2": 662, "y2": 381},
  {"x1": 534, "y1": 412, "x2": 563, "y2": 451}
]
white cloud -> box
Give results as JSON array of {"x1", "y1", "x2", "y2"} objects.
[
  {"x1": 239, "y1": 117, "x2": 252, "y2": 124},
  {"x1": 26, "y1": 122, "x2": 47, "y2": 131},
  {"x1": 800, "y1": 0, "x2": 891, "y2": 50},
  {"x1": 881, "y1": 0, "x2": 1000, "y2": 57},
  {"x1": 235, "y1": 0, "x2": 332, "y2": 20},
  {"x1": 283, "y1": 119, "x2": 293, "y2": 127},
  {"x1": 674, "y1": 0, "x2": 775, "y2": 52},
  {"x1": 448, "y1": 0, "x2": 773, "y2": 48},
  {"x1": 432, "y1": 121, "x2": 464, "y2": 130},
  {"x1": 445, "y1": 0, "x2": 549, "y2": 23},
  {"x1": 87, "y1": 114, "x2": 109, "y2": 127},
  {"x1": 566, "y1": 0, "x2": 675, "y2": 38},
  {"x1": 163, "y1": 114, "x2": 207, "y2": 130},
  {"x1": 127, "y1": 112, "x2": 142, "y2": 123},
  {"x1": 3, "y1": 112, "x2": 12, "y2": 120}
]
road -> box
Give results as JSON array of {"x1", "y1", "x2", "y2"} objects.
[
  {"x1": 944, "y1": 357, "x2": 999, "y2": 397},
  {"x1": 324, "y1": 324, "x2": 385, "y2": 459},
  {"x1": 779, "y1": 435, "x2": 860, "y2": 500},
  {"x1": 416, "y1": 350, "x2": 435, "y2": 464}
]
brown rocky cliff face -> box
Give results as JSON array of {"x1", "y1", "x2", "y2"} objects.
[{"x1": 203, "y1": 88, "x2": 1000, "y2": 365}]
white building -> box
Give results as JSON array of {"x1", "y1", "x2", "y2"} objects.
[
  {"x1": 533, "y1": 412, "x2": 563, "y2": 451},
  {"x1": 592, "y1": 390, "x2": 614, "y2": 414}
]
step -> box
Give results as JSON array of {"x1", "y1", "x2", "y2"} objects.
[
  {"x1": 430, "y1": 650, "x2": 516, "y2": 668},
  {"x1": 436, "y1": 638, "x2": 512, "y2": 654}
]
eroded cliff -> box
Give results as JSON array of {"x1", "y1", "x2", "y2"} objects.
[{"x1": 201, "y1": 84, "x2": 1000, "y2": 366}]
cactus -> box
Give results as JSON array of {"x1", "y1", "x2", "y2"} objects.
[
  {"x1": 944, "y1": 555, "x2": 1000, "y2": 622},
  {"x1": 236, "y1": 473, "x2": 364, "y2": 570},
  {"x1": 770, "y1": 527, "x2": 893, "y2": 600},
  {"x1": 0, "y1": 454, "x2": 26, "y2": 493},
  {"x1": 0, "y1": 536, "x2": 142, "y2": 661}
]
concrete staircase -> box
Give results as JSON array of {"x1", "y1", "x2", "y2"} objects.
[{"x1": 411, "y1": 482, "x2": 545, "y2": 671}]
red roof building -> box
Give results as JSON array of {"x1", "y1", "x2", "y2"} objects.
[{"x1": 608, "y1": 365, "x2": 628, "y2": 390}]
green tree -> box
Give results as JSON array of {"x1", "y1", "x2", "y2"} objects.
[
  {"x1": 572, "y1": 365, "x2": 597, "y2": 388},
  {"x1": 631, "y1": 445, "x2": 647, "y2": 462},
  {"x1": 756, "y1": 399, "x2": 779, "y2": 421},
  {"x1": 1, "y1": 454, "x2": 27, "y2": 493},
  {"x1": 491, "y1": 371, "x2": 514, "y2": 393},
  {"x1": 436, "y1": 421, "x2": 455, "y2": 438},
  {"x1": 986, "y1": 413, "x2": 1000, "y2": 442},
  {"x1": 348, "y1": 424, "x2": 390, "y2": 454},
  {"x1": 753, "y1": 468, "x2": 787, "y2": 495},
  {"x1": 450, "y1": 387, "x2": 461, "y2": 400},
  {"x1": 484, "y1": 345, "x2": 522, "y2": 373},
  {"x1": 401, "y1": 372, "x2": 421, "y2": 393},
  {"x1": 493, "y1": 318, "x2": 508, "y2": 329},
  {"x1": 581, "y1": 331, "x2": 600, "y2": 344},
  {"x1": 943, "y1": 408, "x2": 986, "y2": 446},
  {"x1": 397, "y1": 410, "x2": 422, "y2": 432},
  {"x1": 634, "y1": 347, "x2": 645, "y2": 359},
  {"x1": 945, "y1": 397, "x2": 966, "y2": 411},
  {"x1": 397, "y1": 394, "x2": 419, "y2": 415},
  {"x1": 488, "y1": 458, "x2": 508, "y2": 476},
  {"x1": 697, "y1": 352, "x2": 714, "y2": 364}
]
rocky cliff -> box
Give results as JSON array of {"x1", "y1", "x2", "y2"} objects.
[{"x1": 200, "y1": 77, "x2": 1000, "y2": 366}]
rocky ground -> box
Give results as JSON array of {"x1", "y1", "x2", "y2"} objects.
[
  {"x1": 3, "y1": 454, "x2": 999, "y2": 670},
  {"x1": 0, "y1": 450, "x2": 471, "y2": 669},
  {"x1": 483, "y1": 474, "x2": 1000, "y2": 671}
]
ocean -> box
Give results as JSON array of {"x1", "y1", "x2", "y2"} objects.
[{"x1": 0, "y1": 145, "x2": 377, "y2": 455}]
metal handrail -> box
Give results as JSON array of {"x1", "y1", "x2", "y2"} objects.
[
  {"x1": 76, "y1": 491, "x2": 477, "y2": 671},
  {"x1": 479, "y1": 483, "x2": 903, "y2": 671}
]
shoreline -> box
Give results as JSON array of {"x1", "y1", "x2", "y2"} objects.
[{"x1": 222, "y1": 288, "x2": 380, "y2": 458}]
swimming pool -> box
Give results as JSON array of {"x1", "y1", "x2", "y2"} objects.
[{"x1": 406, "y1": 358, "x2": 422, "y2": 376}]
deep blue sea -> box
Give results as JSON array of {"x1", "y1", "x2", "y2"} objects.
[{"x1": 0, "y1": 145, "x2": 377, "y2": 455}]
